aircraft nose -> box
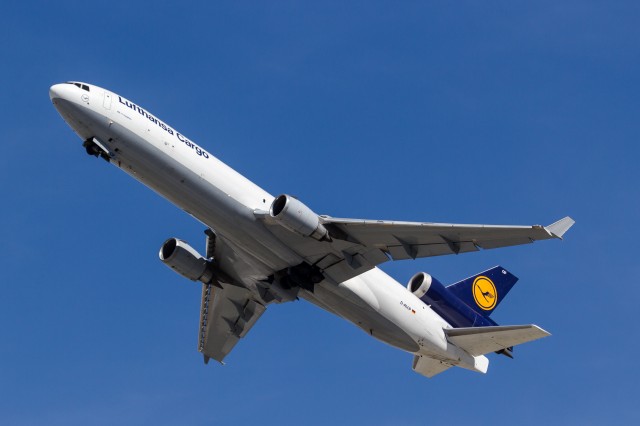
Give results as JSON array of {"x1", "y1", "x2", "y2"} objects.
[{"x1": 49, "y1": 83, "x2": 67, "y2": 101}]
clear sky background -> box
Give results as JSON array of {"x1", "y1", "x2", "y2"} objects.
[{"x1": 1, "y1": 1, "x2": 638, "y2": 425}]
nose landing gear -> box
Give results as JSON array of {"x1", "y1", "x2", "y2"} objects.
[{"x1": 83, "y1": 138, "x2": 113, "y2": 162}]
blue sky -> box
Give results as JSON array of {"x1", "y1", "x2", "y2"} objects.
[{"x1": 1, "y1": 1, "x2": 639, "y2": 424}]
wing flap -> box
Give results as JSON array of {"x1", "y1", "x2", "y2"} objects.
[
  {"x1": 476, "y1": 236, "x2": 535, "y2": 249},
  {"x1": 445, "y1": 325, "x2": 550, "y2": 356},
  {"x1": 387, "y1": 241, "x2": 479, "y2": 260}
]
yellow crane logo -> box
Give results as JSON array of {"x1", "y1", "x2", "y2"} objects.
[{"x1": 472, "y1": 276, "x2": 497, "y2": 311}]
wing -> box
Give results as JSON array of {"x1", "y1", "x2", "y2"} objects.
[
  {"x1": 198, "y1": 282, "x2": 266, "y2": 363},
  {"x1": 324, "y1": 215, "x2": 575, "y2": 260},
  {"x1": 259, "y1": 213, "x2": 574, "y2": 284}
]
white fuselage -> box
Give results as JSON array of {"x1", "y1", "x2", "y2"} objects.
[{"x1": 50, "y1": 82, "x2": 487, "y2": 372}]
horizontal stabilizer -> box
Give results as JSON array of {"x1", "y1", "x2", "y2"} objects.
[
  {"x1": 546, "y1": 216, "x2": 575, "y2": 239},
  {"x1": 445, "y1": 325, "x2": 550, "y2": 356},
  {"x1": 412, "y1": 355, "x2": 453, "y2": 378}
]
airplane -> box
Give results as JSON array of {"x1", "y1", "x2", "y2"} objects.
[{"x1": 49, "y1": 81, "x2": 574, "y2": 378}]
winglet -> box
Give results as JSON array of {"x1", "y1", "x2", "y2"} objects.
[{"x1": 546, "y1": 216, "x2": 575, "y2": 239}]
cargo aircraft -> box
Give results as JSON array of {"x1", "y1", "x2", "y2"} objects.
[{"x1": 50, "y1": 82, "x2": 574, "y2": 378}]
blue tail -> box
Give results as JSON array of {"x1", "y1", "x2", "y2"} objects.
[
  {"x1": 412, "y1": 265, "x2": 520, "y2": 358},
  {"x1": 412, "y1": 265, "x2": 519, "y2": 329},
  {"x1": 447, "y1": 266, "x2": 518, "y2": 317}
]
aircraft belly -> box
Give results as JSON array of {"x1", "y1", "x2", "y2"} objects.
[
  {"x1": 118, "y1": 140, "x2": 300, "y2": 273},
  {"x1": 71, "y1": 107, "x2": 303, "y2": 281},
  {"x1": 72, "y1": 107, "x2": 443, "y2": 357},
  {"x1": 302, "y1": 283, "x2": 419, "y2": 353}
]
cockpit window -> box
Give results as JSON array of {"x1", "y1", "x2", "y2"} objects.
[{"x1": 67, "y1": 82, "x2": 90, "y2": 92}]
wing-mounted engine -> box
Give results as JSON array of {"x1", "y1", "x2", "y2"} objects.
[
  {"x1": 159, "y1": 238, "x2": 215, "y2": 283},
  {"x1": 269, "y1": 194, "x2": 330, "y2": 241},
  {"x1": 159, "y1": 233, "x2": 277, "y2": 364}
]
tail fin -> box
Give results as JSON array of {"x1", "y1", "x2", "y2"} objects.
[{"x1": 447, "y1": 266, "x2": 518, "y2": 317}]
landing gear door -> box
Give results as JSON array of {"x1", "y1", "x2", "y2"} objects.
[{"x1": 103, "y1": 91, "x2": 112, "y2": 110}]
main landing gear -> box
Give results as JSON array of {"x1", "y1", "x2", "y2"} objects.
[{"x1": 279, "y1": 262, "x2": 324, "y2": 292}]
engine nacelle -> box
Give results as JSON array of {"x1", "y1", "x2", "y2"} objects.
[
  {"x1": 408, "y1": 271, "x2": 488, "y2": 328},
  {"x1": 269, "y1": 194, "x2": 329, "y2": 241},
  {"x1": 159, "y1": 238, "x2": 214, "y2": 283},
  {"x1": 408, "y1": 272, "x2": 446, "y2": 299}
]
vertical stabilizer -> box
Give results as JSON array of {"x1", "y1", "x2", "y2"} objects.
[{"x1": 447, "y1": 266, "x2": 518, "y2": 317}]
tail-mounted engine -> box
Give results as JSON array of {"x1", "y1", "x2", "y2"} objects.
[
  {"x1": 159, "y1": 238, "x2": 214, "y2": 283},
  {"x1": 269, "y1": 194, "x2": 329, "y2": 241},
  {"x1": 408, "y1": 271, "x2": 498, "y2": 329},
  {"x1": 408, "y1": 267, "x2": 520, "y2": 359}
]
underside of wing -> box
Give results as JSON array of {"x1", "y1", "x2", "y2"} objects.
[
  {"x1": 257, "y1": 212, "x2": 574, "y2": 285},
  {"x1": 199, "y1": 283, "x2": 266, "y2": 363},
  {"x1": 323, "y1": 216, "x2": 575, "y2": 261}
]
